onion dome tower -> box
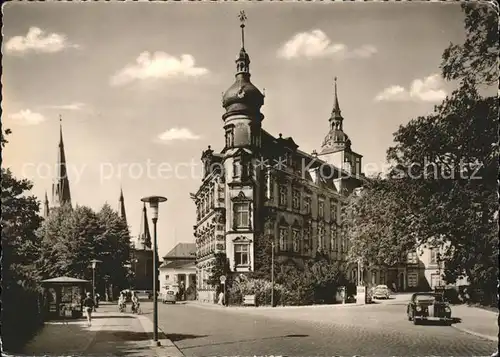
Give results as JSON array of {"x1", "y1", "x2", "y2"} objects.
[{"x1": 222, "y1": 11, "x2": 265, "y2": 124}]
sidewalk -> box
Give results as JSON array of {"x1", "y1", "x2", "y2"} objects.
[
  {"x1": 451, "y1": 304, "x2": 498, "y2": 342},
  {"x1": 19, "y1": 305, "x2": 183, "y2": 356}
]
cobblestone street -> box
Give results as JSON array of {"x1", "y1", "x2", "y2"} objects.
[{"x1": 144, "y1": 301, "x2": 498, "y2": 356}]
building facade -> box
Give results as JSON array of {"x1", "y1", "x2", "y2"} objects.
[
  {"x1": 159, "y1": 243, "x2": 197, "y2": 300},
  {"x1": 191, "y1": 14, "x2": 366, "y2": 303}
]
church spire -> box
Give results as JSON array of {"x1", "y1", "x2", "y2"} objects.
[
  {"x1": 329, "y1": 77, "x2": 343, "y2": 130},
  {"x1": 52, "y1": 115, "x2": 72, "y2": 208},
  {"x1": 118, "y1": 187, "x2": 127, "y2": 226},
  {"x1": 43, "y1": 191, "x2": 50, "y2": 218},
  {"x1": 137, "y1": 202, "x2": 152, "y2": 250},
  {"x1": 235, "y1": 10, "x2": 250, "y2": 75}
]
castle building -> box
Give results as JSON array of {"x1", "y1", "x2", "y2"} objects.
[{"x1": 190, "y1": 13, "x2": 367, "y2": 303}]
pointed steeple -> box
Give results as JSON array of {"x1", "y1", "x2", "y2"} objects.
[
  {"x1": 235, "y1": 10, "x2": 250, "y2": 75},
  {"x1": 118, "y1": 187, "x2": 127, "y2": 225},
  {"x1": 321, "y1": 77, "x2": 351, "y2": 154},
  {"x1": 52, "y1": 115, "x2": 72, "y2": 208},
  {"x1": 43, "y1": 191, "x2": 50, "y2": 218},
  {"x1": 329, "y1": 77, "x2": 343, "y2": 130},
  {"x1": 137, "y1": 202, "x2": 152, "y2": 250}
]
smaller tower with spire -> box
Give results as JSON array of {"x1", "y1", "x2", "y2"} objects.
[
  {"x1": 118, "y1": 187, "x2": 127, "y2": 226},
  {"x1": 137, "y1": 202, "x2": 152, "y2": 250},
  {"x1": 43, "y1": 191, "x2": 50, "y2": 218},
  {"x1": 318, "y1": 77, "x2": 362, "y2": 176}
]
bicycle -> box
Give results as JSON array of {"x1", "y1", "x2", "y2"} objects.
[
  {"x1": 131, "y1": 303, "x2": 142, "y2": 314},
  {"x1": 118, "y1": 302, "x2": 126, "y2": 313}
]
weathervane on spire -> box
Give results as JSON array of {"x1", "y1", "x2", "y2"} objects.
[{"x1": 238, "y1": 10, "x2": 247, "y2": 49}]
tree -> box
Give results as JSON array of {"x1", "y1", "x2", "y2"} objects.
[
  {"x1": 37, "y1": 203, "x2": 132, "y2": 293},
  {"x1": 441, "y1": 2, "x2": 499, "y2": 86},
  {"x1": 385, "y1": 82, "x2": 498, "y2": 297},
  {"x1": 342, "y1": 177, "x2": 420, "y2": 267},
  {"x1": 1, "y1": 128, "x2": 43, "y2": 289},
  {"x1": 1, "y1": 128, "x2": 44, "y2": 351},
  {"x1": 95, "y1": 204, "x2": 132, "y2": 292},
  {"x1": 207, "y1": 252, "x2": 232, "y2": 292}
]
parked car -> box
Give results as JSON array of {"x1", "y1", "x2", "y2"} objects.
[
  {"x1": 407, "y1": 292, "x2": 452, "y2": 325},
  {"x1": 372, "y1": 285, "x2": 391, "y2": 299},
  {"x1": 162, "y1": 290, "x2": 177, "y2": 304}
]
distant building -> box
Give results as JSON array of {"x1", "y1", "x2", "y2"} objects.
[
  {"x1": 190, "y1": 14, "x2": 366, "y2": 303},
  {"x1": 159, "y1": 243, "x2": 196, "y2": 300},
  {"x1": 126, "y1": 200, "x2": 154, "y2": 292}
]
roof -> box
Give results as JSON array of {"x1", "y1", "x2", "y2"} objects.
[
  {"x1": 41, "y1": 276, "x2": 90, "y2": 284},
  {"x1": 163, "y1": 243, "x2": 196, "y2": 260},
  {"x1": 160, "y1": 259, "x2": 196, "y2": 270}
]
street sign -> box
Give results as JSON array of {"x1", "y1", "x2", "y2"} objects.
[{"x1": 220, "y1": 275, "x2": 226, "y2": 283}]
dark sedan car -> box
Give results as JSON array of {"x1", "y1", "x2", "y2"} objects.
[{"x1": 407, "y1": 292, "x2": 452, "y2": 325}]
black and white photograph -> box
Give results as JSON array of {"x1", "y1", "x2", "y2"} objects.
[{"x1": 1, "y1": 1, "x2": 498, "y2": 356}]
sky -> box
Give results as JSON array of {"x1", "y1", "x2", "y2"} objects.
[{"x1": 2, "y1": 1, "x2": 471, "y2": 257}]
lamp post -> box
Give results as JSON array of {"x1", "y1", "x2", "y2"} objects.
[
  {"x1": 271, "y1": 240, "x2": 275, "y2": 307},
  {"x1": 90, "y1": 259, "x2": 102, "y2": 310},
  {"x1": 141, "y1": 195, "x2": 167, "y2": 347}
]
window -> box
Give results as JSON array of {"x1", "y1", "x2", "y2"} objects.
[
  {"x1": 430, "y1": 273, "x2": 442, "y2": 288},
  {"x1": 279, "y1": 185, "x2": 287, "y2": 206},
  {"x1": 292, "y1": 229, "x2": 300, "y2": 252},
  {"x1": 303, "y1": 227, "x2": 311, "y2": 253},
  {"x1": 292, "y1": 190, "x2": 301, "y2": 210},
  {"x1": 165, "y1": 275, "x2": 169, "y2": 281},
  {"x1": 265, "y1": 170, "x2": 273, "y2": 199},
  {"x1": 304, "y1": 196, "x2": 311, "y2": 214},
  {"x1": 318, "y1": 200, "x2": 324, "y2": 218},
  {"x1": 233, "y1": 159, "x2": 241, "y2": 177},
  {"x1": 330, "y1": 200, "x2": 337, "y2": 221},
  {"x1": 407, "y1": 251, "x2": 418, "y2": 264},
  {"x1": 330, "y1": 227, "x2": 336, "y2": 251},
  {"x1": 317, "y1": 226, "x2": 324, "y2": 250},
  {"x1": 234, "y1": 203, "x2": 250, "y2": 228},
  {"x1": 279, "y1": 227, "x2": 288, "y2": 251},
  {"x1": 234, "y1": 244, "x2": 249, "y2": 266},
  {"x1": 430, "y1": 248, "x2": 438, "y2": 264},
  {"x1": 225, "y1": 128, "x2": 234, "y2": 148}
]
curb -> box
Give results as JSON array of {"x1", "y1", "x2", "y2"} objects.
[
  {"x1": 136, "y1": 314, "x2": 184, "y2": 356},
  {"x1": 186, "y1": 301, "x2": 370, "y2": 310},
  {"x1": 451, "y1": 325, "x2": 498, "y2": 342}
]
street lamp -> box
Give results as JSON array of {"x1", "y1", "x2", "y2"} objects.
[
  {"x1": 90, "y1": 259, "x2": 102, "y2": 310},
  {"x1": 141, "y1": 195, "x2": 167, "y2": 346},
  {"x1": 271, "y1": 240, "x2": 275, "y2": 307}
]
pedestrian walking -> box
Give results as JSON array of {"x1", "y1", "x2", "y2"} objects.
[
  {"x1": 95, "y1": 292, "x2": 100, "y2": 309},
  {"x1": 83, "y1": 292, "x2": 96, "y2": 327}
]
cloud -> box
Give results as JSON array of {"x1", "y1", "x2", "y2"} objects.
[
  {"x1": 375, "y1": 74, "x2": 447, "y2": 102},
  {"x1": 43, "y1": 102, "x2": 86, "y2": 111},
  {"x1": 277, "y1": 30, "x2": 377, "y2": 60},
  {"x1": 4, "y1": 27, "x2": 79, "y2": 55},
  {"x1": 110, "y1": 51, "x2": 209, "y2": 86},
  {"x1": 8, "y1": 109, "x2": 46, "y2": 125},
  {"x1": 157, "y1": 128, "x2": 201, "y2": 143}
]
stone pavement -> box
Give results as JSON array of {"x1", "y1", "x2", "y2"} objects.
[
  {"x1": 450, "y1": 304, "x2": 499, "y2": 342},
  {"x1": 19, "y1": 305, "x2": 183, "y2": 356}
]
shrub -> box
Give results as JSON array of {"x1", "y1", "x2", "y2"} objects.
[{"x1": 227, "y1": 278, "x2": 289, "y2": 306}]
